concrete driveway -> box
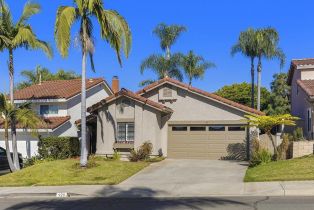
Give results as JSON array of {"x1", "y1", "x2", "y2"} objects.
[{"x1": 119, "y1": 159, "x2": 248, "y2": 197}]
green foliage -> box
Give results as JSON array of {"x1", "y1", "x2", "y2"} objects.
[
  {"x1": 153, "y1": 23, "x2": 186, "y2": 53},
  {"x1": 38, "y1": 136, "x2": 80, "y2": 160},
  {"x1": 250, "y1": 149, "x2": 272, "y2": 167},
  {"x1": 23, "y1": 155, "x2": 43, "y2": 168},
  {"x1": 16, "y1": 65, "x2": 80, "y2": 89},
  {"x1": 140, "y1": 53, "x2": 184, "y2": 85},
  {"x1": 145, "y1": 156, "x2": 165, "y2": 163},
  {"x1": 0, "y1": 0, "x2": 52, "y2": 56},
  {"x1": 54, "y1": 0, "x2": 132, "y2": 65},
  {"x1": 266, "y1": 73, "x2": 290, "y2": 115},
  {"x1": 290, "y1": 127, "x2": 305, "y2": 142},
  {"x1": 181, "y1": 50, "x2": 215, "y2": 85},
  {"x1": 128, "y1": 142, "x2": 153, "y2": 162},
  {"x1": 215, "y1": 82, "x2": 271, "y2": 111},
  {"x1": 277, "y1": 134, "x2": 291, "y2": 160},
  {"x1": 112, "y1": 150, "x2": 121, "y2": 161}
]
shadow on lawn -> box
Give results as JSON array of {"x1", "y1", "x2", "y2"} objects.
[{"x1": 4, "y1": 186, "x2": 250, "y2": 210}]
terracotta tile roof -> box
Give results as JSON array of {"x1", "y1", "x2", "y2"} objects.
[
  {"x1": 0, "y1": 116, "x2": 70, "y2": 130},
  {"x1": 87, "y1": 88, "x2": 173, "y2": 114},
  {"x1": 14, "y1": 78, "x2": 105, "y2": 100},
  {"x1": 136, "y1": 77, "x2": 265, "y2": 115},
  {"x1": 291, "y1": 58, "x2": 314, "y2": 66},
  {"x1": 288, "y1": 59, "x2": 314, "y2": 85},
  {"x1": 297, "y1": 80, "x2": 314, "y2": 97}
]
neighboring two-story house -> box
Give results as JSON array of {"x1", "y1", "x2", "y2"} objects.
[
  {"x1": 0, "y1": 78, "x2": 113, "y2": 158},
  {"x1": 288, "y1": 58, "x2": 314, "y2": 139}
]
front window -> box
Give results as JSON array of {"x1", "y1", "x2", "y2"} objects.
[
  {"x1": 117, "y1": 122, "x2": 134, "y2": 142},
  {"x1": 40, "y1": 105, "x2": 58, "y2": 115},
  {"x1": 308, "y1": 109, "x2": 312, "y2": 132}
]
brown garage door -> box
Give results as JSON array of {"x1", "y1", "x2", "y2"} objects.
[{"x1": 167, "y1": 124, "x2": 247, "y2": 159}]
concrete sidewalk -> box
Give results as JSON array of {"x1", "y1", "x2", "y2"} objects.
[{"x1": 1, "y1": 181, "x2": 314, "y2": 198}]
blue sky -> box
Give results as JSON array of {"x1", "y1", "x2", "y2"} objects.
[{"x1": 1, "y1": 0, "x2": 314, "y2": 93}]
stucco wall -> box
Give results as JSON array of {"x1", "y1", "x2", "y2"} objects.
[
  {"x1": 301, "y1": 69, "x2": 314, "y2": 80},
  {"x1": 291, "y1": 69, "x2": 313, "y2": 139},
  {"x1": 96, "y1": 97, "x2": 164, "y2": 156}
]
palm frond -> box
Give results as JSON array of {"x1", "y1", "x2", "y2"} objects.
[
  {"x1": 55, "y1": 6, "x2": 77, "y2": 57},
  {"x1": 17, "y1": 1, "x2": 40, "y2": 26},
  {"x1": 139, "y1": 79, "x2": 156, "y2": 87}
]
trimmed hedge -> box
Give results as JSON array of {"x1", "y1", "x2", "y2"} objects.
[{"x1": 38, "y1": 136, "x2": 80, "y2": 159}]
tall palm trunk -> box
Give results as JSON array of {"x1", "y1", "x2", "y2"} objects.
[
  {"x1": 4, "y1": 119, "x2": 16, "y2": 172},
  {"x1": 250, "y1": 57, "x2": 255, "y2": 109},
  {"x1": 166, "y1": 46, "x2": 170, "y2": 60},
  {"x1": 257, "y1": 56, "x2": 262, "y2": 111},
  {"x1": 80, "y1": 24, "x2": 88, "y2": 167},
  {"x1": 9, "y1": 48, "x2": 19, "y2": 170}
]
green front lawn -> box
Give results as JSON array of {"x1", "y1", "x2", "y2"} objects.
[
  {"x1": 0, "y1": 159, "x2": 149, "y2": 186},
  {"x1": 244, "y1": 155, "x2": 314, "y2": 182}
]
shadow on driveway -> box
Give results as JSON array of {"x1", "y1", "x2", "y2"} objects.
[{"x1": 3, "y1": 186, "x2": 250, "y2": 210}]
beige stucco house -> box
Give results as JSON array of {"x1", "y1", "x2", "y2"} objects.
[
  {"x1": 288, "y1": 58, "x2": 314, "y2": 139},
  {"x1": 87, "y1": 77, "x2": 263, "y2": 160}
]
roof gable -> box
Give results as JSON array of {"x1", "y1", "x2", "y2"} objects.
[
  {"x1": 136, "y1": 77, "x2": 264, "y2": 115},
  {"x1": 87, "y1": 88, "x2": 173, "y2": 114},
  {"x1": 14, "y1": 78, "x2": 112, "y2": 100},
  {"x1": 288, "y1": 58, "x2": 314, "y2": 85}
]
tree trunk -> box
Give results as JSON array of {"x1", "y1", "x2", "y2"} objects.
[
  {"x1": 250, "y1": 57, "x2": 255, "y2": 109},
  {"x1": 9, "y1": 49, "x2": 19, "y2": 170},
  {"x1": 257, "y1": 56, "x2": 262, "y2": 111},
  {"x1": 4, "y1": 119, "x2": 16, "y2": 172},
  {"x1": 166, "y1": 46, "x2": 170, "y2": 60},
  {"x1": 267, "y1": 131, "x2": 278, "y2": 159},
  {"x1": 80, "y1": 24, "x2": 88, "y2": 168}
]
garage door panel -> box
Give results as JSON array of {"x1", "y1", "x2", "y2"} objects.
[{"x1": 168, "y1": 124, "x2": 246, "y2": 160}]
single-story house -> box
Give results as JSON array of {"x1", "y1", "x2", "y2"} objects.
[{"x1": 86, "y1": 77, "x2": 263, "y2": 159}]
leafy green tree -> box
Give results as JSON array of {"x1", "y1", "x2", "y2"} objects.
[
  {"x1": 55, "y1": 0, "x2": 131, "y2": 167},
  {"x1": 16, "y1": 65, "x2": 80, "y2": 89},
  {"x1": 246, "y1": 114, "x2": 299, "y2": 159},
  {"x1": 153, "y1": 23, "x2": 186, "y2": 59},
  {"x1": 0, "y1": 93, "x2": 41, "y2": 172},
  {"x1": 140, "y1": 53, "x2": 183, "y2": 86},
  {"x1": 0, "y1": 0, "x2": 52, "y2": 170},
  {"x1": 181, "y1": 50, "x2": 215, "y2": 85},
  {"x1": 231, "y1": 28, "x2": 258, "y2": 109},
  {"x1": 215, "y1": 83, "x2": 271, "y2": 111},
  {"x1": 266, "y1": 73, "x2": 290, "y2": 115},
  {"x1": 255, "y1": 28, "x2": 285, "y2": 111}
]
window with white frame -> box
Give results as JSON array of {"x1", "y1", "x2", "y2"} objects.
[
  {"x1": 40, "y1": 105, "x2": 58, "y2": 115},
  {"x1": 117, "y1": 122, "x2": 134, "y2": 142}
]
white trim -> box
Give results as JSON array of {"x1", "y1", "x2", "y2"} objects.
[{"x1": 0, "y1": 129, "x2": 52, "y2": 133}]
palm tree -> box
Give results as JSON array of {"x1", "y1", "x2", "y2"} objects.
[
  {"x1": 55, "y1": 0, "x2": 131, "y2": 167},
  {"x1": 153, "y1": 23, "x2": 186, "y2": 59},
  {"x1": 231, "y1": 28, "x2": 258, "y2": 109},
  {"x1": 255, "y1": 27, "x2": 285, "y2": 111},
  {"x1": 0, "y1": 0, "x2": 52, "y2": 170},
  {"x1": 0, "y1": 93, "x2": 41, "y2": 172},
  {"x1": 17, "y1": 66, "x2": 80, "y2": 89},
  {"x1": 181, "y1": 50, "x2": 215, "y2": 85},
  {"x1": 139, "y1": 53, "x2": 183, "y2": 86}
]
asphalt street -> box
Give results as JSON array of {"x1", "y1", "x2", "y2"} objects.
[{"x1": 1, "y1": 196, "x2": 314, "y2": 210}]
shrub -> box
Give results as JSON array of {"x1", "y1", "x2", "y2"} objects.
[
  {"x1": 128, "y1": 142, "x2": 153, "y2": 162},
  {"x1": 112, "y1": 150, "x2": 121, "y2": 161},
  {"x1": 277, "y1": 134, "x2": 291, "y2": 160},
  {"x1": 250, "y1": 149, "x2": 272, "y2": 167},
  {"x1": 38, "y1": 136, "x2": 80, "y2": 159},
  {"x1": 291, "y1": 127, "x2": 305, "y2": 141},
  {"x1": 23, "y1": 155, "x2": 42, "y2": 168}
]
